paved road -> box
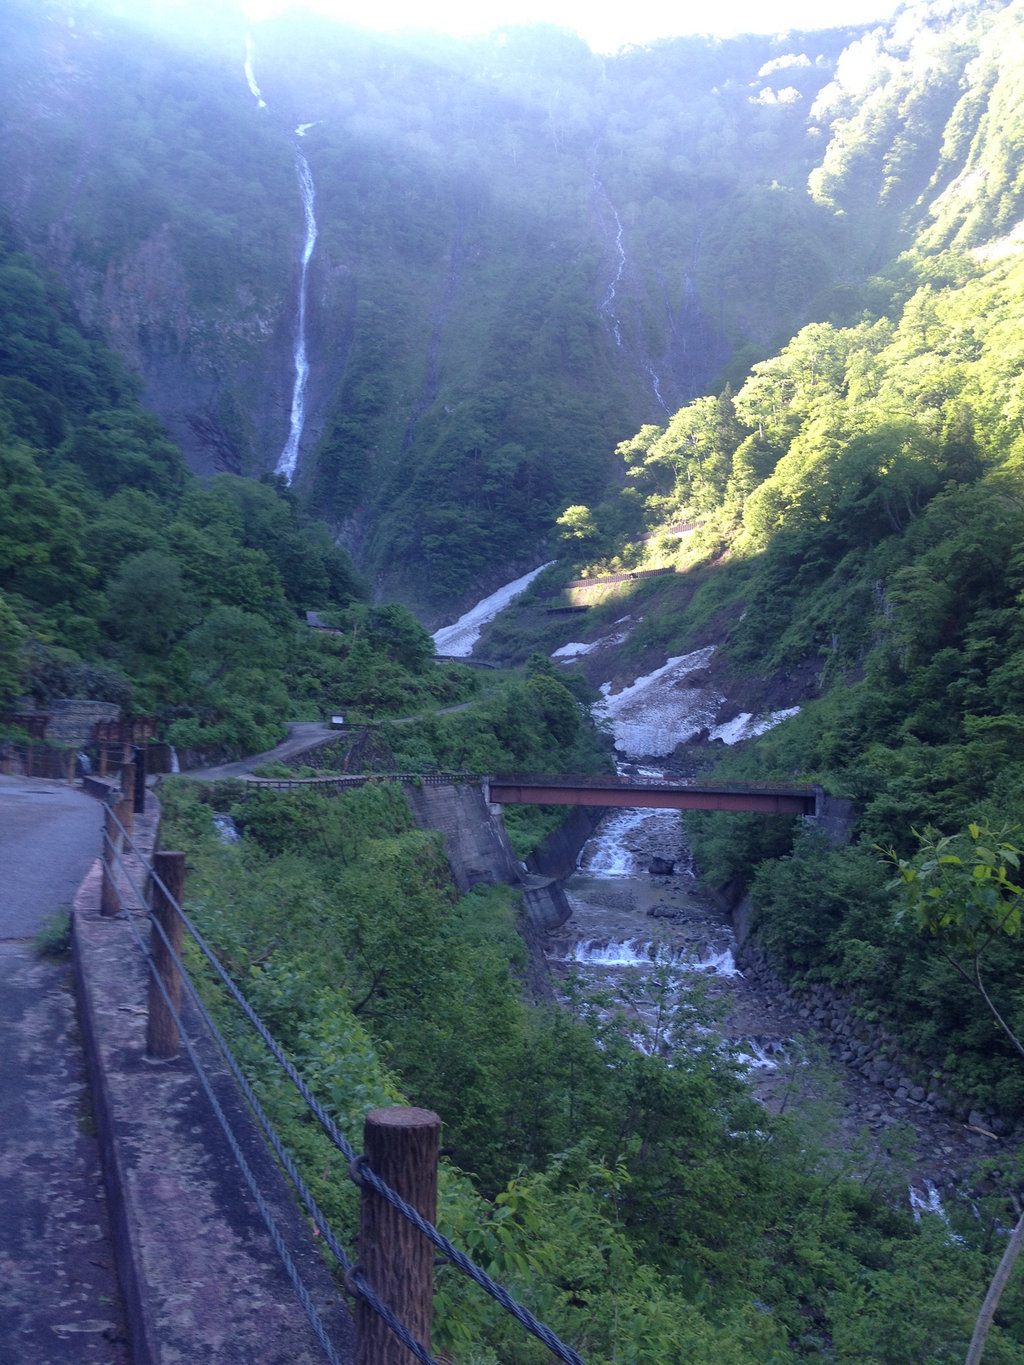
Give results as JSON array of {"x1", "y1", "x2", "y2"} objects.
[
  {"x1": 0, "y1": 775, "x2": 130, "y2": 1363},
  {"x1": 186, "y1": 721, "x2": 337, "y2": 779},
  {"x1": 0, "y1": 775, "x2": 104, "y2": 938},
  {"x1": 185, "y1": 710, "x2": 478, "y2": 782}
]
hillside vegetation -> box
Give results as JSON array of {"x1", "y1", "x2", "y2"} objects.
[
  {"x1": 484, "y1": 0, "x2": 1024, "y2": 1127},
  {"x1": 161, "y1": 776, "x2": 1024, "y2": 1363},
  {"x1": 7, "y1": 0, "x2": 1024, "y2": 1357}
]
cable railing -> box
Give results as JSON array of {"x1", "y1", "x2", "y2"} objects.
[
  {"x1": 97, "y1": 795, "x2": 587, "y2": 1365},
  {"x1": 247, "y1": 770, "x2": 481, "y2": 791}
]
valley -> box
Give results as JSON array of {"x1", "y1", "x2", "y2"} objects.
[{"x1": 5, "y1": 0, "x2": 1024, "y2": 1357}]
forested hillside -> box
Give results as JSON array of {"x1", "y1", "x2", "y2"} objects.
[
  {"x1": 0, "y1": 0, "x2": 884, "y2": 611},
  {"x1": 475, "y1": 0, "x2": 1024, "y2": 1130},
  {"x1": 8, "y1": 0, "x2": 1024, "y2": 1358}
]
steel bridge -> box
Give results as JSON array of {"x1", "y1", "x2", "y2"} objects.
[{"x1": 485, "y1": 772, "x2": 820, "y2": 816}]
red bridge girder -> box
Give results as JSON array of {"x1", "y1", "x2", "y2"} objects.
[{"x1": 486, "y1": 777, "x2": 818, "y2": 816}]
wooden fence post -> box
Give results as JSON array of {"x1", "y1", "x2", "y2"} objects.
[
  {"x1": 356, "y1": 1106, "x2": 440, "y2": 1365},
  {"x1": 100, "y1": 803, "x2": 121, "y2": 917},
  {"x1": 132, "y1": 744, "x2": 147, "y2": 814},
  {"x1": 119, "y1": 763, "x2": 135, "y2": 831},
  {"x1": 146, "y1": 851, "x2": 186, "y2": 1060}
]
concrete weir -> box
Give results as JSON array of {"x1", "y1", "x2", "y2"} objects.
[{"x1": 401, "y1": 780, "x2": 572, "y2": 930}]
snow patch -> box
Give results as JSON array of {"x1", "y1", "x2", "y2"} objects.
[
  {"x1": 432, "y1": 563, "x2": 554, "y2": 656},
  {"x1": 709, "y1": 706, "x2": 801, "y2": 745},
  {"x1": 596, "y1": 646, "x2": 720, "y2": 757}
]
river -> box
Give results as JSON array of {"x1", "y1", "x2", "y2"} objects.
[
  {"x1": 543, "y1": 766, "x2": 800, "y2": 1107},
  {"x1": 462, "y1": 565, "x2": 1002, "y2": 1221},
  {"x1": 543, "y1": 762, "x2": 991, "y2": 1220}
]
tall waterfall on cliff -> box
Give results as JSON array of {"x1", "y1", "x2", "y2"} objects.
[
  {"x1": 275, "y1": 129, "x2": 319, "y2": 483},
  {"x1": 243, "y1": 34, "x2": 318, "y2": 484},
  {"x1": 243, "y1": 34, "x2": 266, "y2": 108}
]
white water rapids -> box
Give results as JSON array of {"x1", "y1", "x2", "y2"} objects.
[{"x1": 549, "y1": 772, "x2": 774, "y2": 1063}]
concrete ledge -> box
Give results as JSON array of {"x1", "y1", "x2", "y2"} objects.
[
  {"x1": 72, "y1": 798, "x2": 353, "y2": 1364},
  {"x1": 82, "y1": 774, "x2": 118, "y2": 801},
  {"x1": 519, "y1": 876, "x2": 572, "y2": 932}
]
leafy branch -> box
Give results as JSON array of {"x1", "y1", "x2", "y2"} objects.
[{"x1": 884, "y1": 823, "x2": 1024, "y2": 1365}]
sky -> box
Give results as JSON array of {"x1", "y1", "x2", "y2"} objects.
[{"x1": 242, "y1": 0, "x2": 905, "y2": 51}]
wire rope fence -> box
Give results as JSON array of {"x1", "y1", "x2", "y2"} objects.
[{"x1": 96, "y1": 793, "x2": 587, "y2": 1365}]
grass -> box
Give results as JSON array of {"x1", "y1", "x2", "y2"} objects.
[{"x1": 33, "y1": 909, "x2": 72, "y2": 960}]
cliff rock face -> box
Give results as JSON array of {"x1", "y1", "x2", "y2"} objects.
[
  {"x1": 79, "y1": 228, "x2": 294, "y2": 476},
  {"x1": 0, "y1": 1, "x2": 862, "y2": 610}
]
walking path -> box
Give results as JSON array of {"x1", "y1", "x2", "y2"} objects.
[
  {"x1": 0, "y1": 774, "x2": 130, "y2": 1364},
  {"x1": 186, "y1": 708, "x2": 477, "y2": 781},
  {"x1": 0, "y1": 771, "x2": 353, "y2": 1363}
]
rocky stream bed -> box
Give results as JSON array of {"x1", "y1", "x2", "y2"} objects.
[
  {"x1": 442, "y1": 567, "x2": 1021, "y2": 1226},
  {"x1": 540, "y1": 796, "x2": 1015, "y2": 1226}
]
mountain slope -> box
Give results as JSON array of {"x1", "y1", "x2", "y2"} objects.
[{"x1": 0, "y1": 0, "x2": 872, "y2": 611}]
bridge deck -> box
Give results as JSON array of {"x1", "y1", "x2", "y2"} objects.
[
  {"x1": 487, "y1": 773, "x2": 818, "y2": 816},
  {"x1": 191, "y1": 767, "x2": 819, "y2": 816}
]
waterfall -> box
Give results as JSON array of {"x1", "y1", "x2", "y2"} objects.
[
  {"x1": 593, "y1": 173, "x2": 667, "y2": 409},
  {"x1": 275, "y1": 131, "x2": 319, "y2": 483},
  {"x1": 244, "y1": 33, "x2": 266, "y2": 107},
  {"x1": 598, "y1": 197, "x2": 626, "y2": 347},
  {"x1": 645, "y1": 360, "x2": 669, "y2": 413},
  {"x1": 242, "y1": 31, "x2": 319, "y2": 484}
]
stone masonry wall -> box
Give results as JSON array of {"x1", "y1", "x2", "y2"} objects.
[
  {"x1": 737, "y1": 943, "x2": 1018, "y2": 1140},
  {"x1": 45, "y1": 700, "x2": 121, "y2": 747}
]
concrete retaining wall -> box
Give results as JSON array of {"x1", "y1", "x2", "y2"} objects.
[
  {"x1": 72, "y1": 797, "x2": 353, "y2": 1364},
  {"x1": 525, "y1": 807, "x2": 604, "y2": 880},
  {"x1": 519, "y1": 876, "x2": 572, "y2": 932},
  {"x1": 401, "y1": 781, "x2": 575, "y2": 932},
  {"x1": 813, "y1": 795, "x2": 858, "y2": 845},
  {"x1": 401, "y1": 781, "x2": 521, "y2": 891}
]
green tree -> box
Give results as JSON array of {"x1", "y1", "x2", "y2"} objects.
[
  {"x1": 106, "y1": 549, "x2": 194, "y2": 657},
  {"x1": 0, "y1": 588, "x2": 25, "y2": 707},
  {"x1": 887, "y1": 823, "x2": 1024, "y2": 1365}
]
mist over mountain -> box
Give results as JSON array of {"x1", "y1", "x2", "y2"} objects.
[
  {"x1": 0, "y1": 0, "x2": 892, "y2": 611},
  {"x1": 11, "y1": 3, "x2": 1024, "y2": 1354}
]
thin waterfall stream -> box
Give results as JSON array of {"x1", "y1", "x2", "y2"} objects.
[
  {"x1": 243, "y1": 31, "x2": 317, "y2": 484},
  {"x1": 275, "y1": 130, "x2": 318, "y2": 482}
]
